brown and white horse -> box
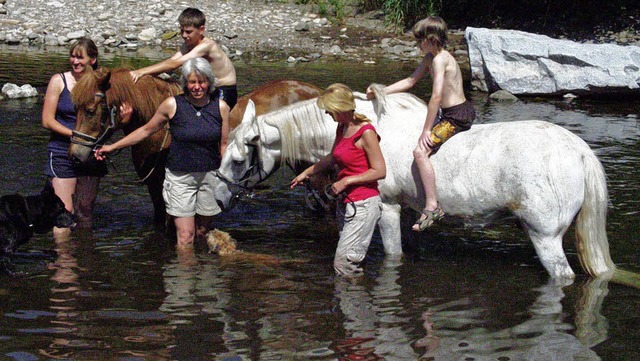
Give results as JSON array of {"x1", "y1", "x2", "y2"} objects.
[{"x1": 69, "y1": 67, "x2": 322, "y2": 226}]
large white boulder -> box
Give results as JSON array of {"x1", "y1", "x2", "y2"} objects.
[{"x1": 465, "y1": 27, "x2": 640, "y2": 96}]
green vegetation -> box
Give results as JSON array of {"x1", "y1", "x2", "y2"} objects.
[
  {"x1": 380, "y1": 0, "x2": 441, "y2": 32},
  {"x1": 293, "y1": 0, "x2": 639, "y2": 40}
]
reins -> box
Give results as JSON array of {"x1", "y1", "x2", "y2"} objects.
[
  {"x1": 136, "y1": 125, "x2": 170, "y2": 183},
  {"x1": 214, "y1": 142, "x2": 269, "y2": 193},
  {"x1": 322, "y1": 184, "x2": 356, "y2": 221}
]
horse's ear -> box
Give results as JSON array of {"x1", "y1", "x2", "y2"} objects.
[
  {"x1": 95, "y1": 67, "x2": 112, "y2": 93},
  {"x1": 242, "y1": 99, "x2": 257, "y2": 124}
]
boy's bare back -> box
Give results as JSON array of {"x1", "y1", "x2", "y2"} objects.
[{"x1": 430, "y1": 49, "x2": 466, "y2": 109}]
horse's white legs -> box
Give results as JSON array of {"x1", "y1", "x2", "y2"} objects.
[
  {"x1": 377, "y1": 202, "x2": 403, "y2": 255},
  {"x1": 527, "y1": 227, "x2": 575, "y2": 279}
]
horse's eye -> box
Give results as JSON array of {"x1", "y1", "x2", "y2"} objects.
[{"x1": 85, "y1": 108, "x2": 96, "y2": 116}]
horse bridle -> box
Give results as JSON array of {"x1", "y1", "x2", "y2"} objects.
[
  {"x1": 70, "y1": 92, "x2": 117, "y2": 150},
  {"x1": 215, "y1": 142, "x2": 269, "y2": 195}
]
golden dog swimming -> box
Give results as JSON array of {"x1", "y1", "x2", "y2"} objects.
[{"x1": 206, "y1": 229, "x2": 306, "y2": 265}]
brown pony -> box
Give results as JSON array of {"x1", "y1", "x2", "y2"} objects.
[
  {"x1": 70, "y1": 67, "x2": 182, "y2": 226},
  {"x1": 229, "y1": 80, "x2": 322, "y2": 128},
  {"x1": 69, "y1": 68, "x2": 322, "y2": 226}
]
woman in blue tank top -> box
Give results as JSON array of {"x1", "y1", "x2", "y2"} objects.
[
  {"x1": 42, "y1": 38, "x2": 107, "y2": 236},
  {"x1": 95, "y1": 57, "x2": 230, "y2": 252}
]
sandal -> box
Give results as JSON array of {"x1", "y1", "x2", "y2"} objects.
[{"x1": 412, "y1": 206, "x2": 444, "y2": 232}]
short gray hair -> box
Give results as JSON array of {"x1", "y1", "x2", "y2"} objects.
[{"x1": 180, "y1": 57, "x2": 216, "y2": 95}]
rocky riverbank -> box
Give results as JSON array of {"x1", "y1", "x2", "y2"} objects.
[
  {"x1": 0, "y1": 0, "x2": 469, "y2": 64},
  {"x1": 2, "y1": 0, "x2": 638, "y2": 64}
]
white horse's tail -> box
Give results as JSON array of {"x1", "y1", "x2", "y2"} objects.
[
  {"x1": 569, "y1": 144, "x2": 640, "y2": 288},
  {"x1": 575, "y1": 152, "x2": 615, "y2": 277}
]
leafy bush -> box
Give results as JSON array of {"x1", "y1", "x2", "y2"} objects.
[{"x1": 383, "y1": 0, "x2": 441, "y2": 32}]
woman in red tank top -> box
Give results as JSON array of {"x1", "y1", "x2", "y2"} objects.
[{"x1": 290, "y1": 84, "x2": 386, "y2": 277}]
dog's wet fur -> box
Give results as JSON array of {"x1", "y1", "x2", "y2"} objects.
[
  {"x1": 0, "y1": 182, "x2": 75, "y2": 274},
  {"x1": 206, "y1": 229, "x2": 306, "y2": 265}
]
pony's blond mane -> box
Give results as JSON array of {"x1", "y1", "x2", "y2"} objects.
[
  {"x1": 239, "y1": 86, "x2": 426, "y2": 166},
  {"x1": 258, "y1": 98, "x2": 333, "y2": 165}
]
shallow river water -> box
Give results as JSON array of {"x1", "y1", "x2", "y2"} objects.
[{"x1": 0, "y1": 46, "x2": 639, "y2": 360}]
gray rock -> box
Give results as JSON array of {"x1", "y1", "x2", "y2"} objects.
[
  {"x1": 294, "y1": 22, "x2": 309, "y2": 32},
  {"x1": 2, "y1": 83, "x2": 38, "y2": 98},
  {"x1": 44, "y1": 34, "x2": 58, "y2": 45},
  {"x1": 489, "y1": 90, "x2": 519, "y2": 102},
  {"x1": 223, "y1": 30, "x2": 238, "y2": 39},
  {"x1": 138, "y1": 27, "x2": 157, "y2": 41},
  {"x1": 328, "y1": 44, "x2": 342, "y2": 54},
  {"x1": 5, "y1": 34, "x2": 20, "y2": 45},
  {"x1": 66, "y1": 30, "x2": 86, "y2": 39},
  {"x1": 465, "y1": 27, "x2": 640, "y2": 96}
]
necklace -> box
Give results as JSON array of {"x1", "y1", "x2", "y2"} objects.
[{"x1": 187, "y1": 97, "x2": 210, "y2": 117}]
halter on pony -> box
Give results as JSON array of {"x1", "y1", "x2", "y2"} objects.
[{"x1": 70, "y1": 92, "x2": 117, "y2": 151}]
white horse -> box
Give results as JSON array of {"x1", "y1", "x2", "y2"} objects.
[{"x1": 213, "y1": 86, "x2": 625, "y2": 281}]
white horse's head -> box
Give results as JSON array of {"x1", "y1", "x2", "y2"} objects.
[
  {"x1": 213, "y1": 98, "x2": 339, "y2": 209},
  {"x1": 213, "y1": 100, "x2": 276, "y2": 208}
]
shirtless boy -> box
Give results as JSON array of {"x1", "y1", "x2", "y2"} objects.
[
  {"x1": 367, "y1": 16, "x2": 475, "y2": 231},
  {"x1": 131, "y1": 7, "x2": 238, "y2": 109}
]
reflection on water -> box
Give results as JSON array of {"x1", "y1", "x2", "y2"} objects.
[
  {"x1": 415, "y1": 278, "x2": 607, "y2": 361},
  {"x1": 334, "y1": 256, "x2": 416, "y2": 360},
  {"x1": 0, "y1": 48, "x2": 639, "y2": 359}
]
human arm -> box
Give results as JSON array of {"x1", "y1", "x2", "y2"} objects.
[
  {"x1": 418, "y1": 55, "x2": 445, "y2": 150},
  {"x1": 130, "y1": 41, "x2": 212, "y2": 82},
  {"x1": 331, "y1": 129, "x2": 386, "y2": 194},
  {"x1": 366, "y1": 54, "x2": 431, "y2": 99},
  {"x1": 41, "y1": 74, "x2": 72, "y2": 137},
  {"x1": 290, "y1": 153, "x2": 336, "y2": 189},
  {"x1": 219, "y1": 99, "x2": 230, "y2": 157},
  {"x1": 94, "y1": 97, "x2": 176, "y2": 160}
]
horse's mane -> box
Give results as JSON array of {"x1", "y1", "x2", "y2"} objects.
[
  {"x1": 71, "y1": 68, "x2": 101, "y2": 109},
  {"x1": 259, "y1": 98, "x2": 334, "y2": 165},
  {"x1": 252, "y1": 87, "x2": 427, "y2": 165},
  {"x1": 363, "y1": 83, "x2": 427, "y2": 119},
  {"x1": 72, "y1": 67, "x2": 182, "y2": 122}
]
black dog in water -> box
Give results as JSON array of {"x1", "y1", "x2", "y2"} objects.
[{"x1": 0, "y1": 182, "x2": 75, "y2": 274}]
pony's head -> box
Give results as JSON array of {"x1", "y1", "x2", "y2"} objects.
[
  {"x1": 213, "y1": 100, "x2": 274, "y2": 209},
  {"x1": 69, "y1": 67, "x2": 182, "y2": 163},
  {"x1": 69, "y1": 67, "x2": 115, "y2": 163},
  {"x1": 213, "y1": 98, "x2": 335, "y2": 209}
]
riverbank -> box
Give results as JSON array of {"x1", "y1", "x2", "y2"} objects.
[
  {"x1": 2, "y1": 0, "x2": 637, "y2": 64},
  {"x1": 0, "y1": 0, "x2": 467, "y2": 65}
]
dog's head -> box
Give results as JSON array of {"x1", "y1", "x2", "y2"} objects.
[
  {"x1": 28, "y1": 182, "x2": 75, "y2": 233},
  {"x1": 206, "y1": 229, "x2": 237, "y2": 255}
]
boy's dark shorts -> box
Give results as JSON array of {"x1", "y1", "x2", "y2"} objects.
[
  {"x1": 216, "y1": 85, "x2": 238, "y2": 110},
  {"x1": 429, "y1": 100, "x2": 476, "y2": 150}
]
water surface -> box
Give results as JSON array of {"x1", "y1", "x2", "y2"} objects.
[{"x1": 0, "y1": 47, "x2": 639, "y2": 360}]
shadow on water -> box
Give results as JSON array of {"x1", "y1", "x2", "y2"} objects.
[{"x1": 0, "y1": 47, "x2": 639, "y2": 359}]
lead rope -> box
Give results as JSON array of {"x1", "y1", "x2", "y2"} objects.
[
  {"x1": 324, "y1": 184, "x2": 357, "y2": 221},
  {"x1": 136, "y1": 125, "x2": 170, "y2": 184}
]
